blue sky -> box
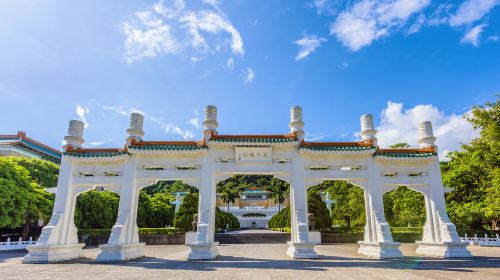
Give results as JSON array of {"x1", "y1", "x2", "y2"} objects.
[{"x1": 0, "y1": 0, "x2": 499, "y2": 159}]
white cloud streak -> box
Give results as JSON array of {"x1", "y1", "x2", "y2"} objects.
[
  {"x1": 375, "y1": 101, "x2": 478, "y2": 160},
  {"x1": 460, "y1": 24, "x2": 487, "y2": 46},
  {"x1": 330, "y1": 0, "x2": 430, "y2": 51},
  {"x1": 122, "y1": 0, "x2": 244, "y2": 63},
  {"x1": 245, "y1": 68, "x2": 255, "y2": 83},
  {"x1": 449, "y1": 0, "x2": 500, "y2": 26},
  {"x1": 294, "y1": 34, "x2": 326, "y2": 60},
  {"x1": 76, "y1": 105, "x2": 90, "y2": 128}
]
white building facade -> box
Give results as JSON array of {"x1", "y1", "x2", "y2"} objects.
[{"x1": 23, "y1": 105, "x2": 471, "y2": 263}]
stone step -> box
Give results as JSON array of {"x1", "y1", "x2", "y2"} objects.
[{"x1": 215, "y1": 233, "x2": 290, "y2": 244}]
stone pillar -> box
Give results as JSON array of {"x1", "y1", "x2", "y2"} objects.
[
  {"x1": 126, "y1": 113, "x2": 145, "y2": 145},
  {"x1": 289, "y1": 106, "x2": 305, "y2": 142},
  {"x1": 360, "y1": 114, "x2": 377, "y2": 145},
  {"x1": 96, "y1": 156, "x2": 145, "y2": 262},
  {"x1": 23, "y1": 158, "x2": 84, "y2": 263},
  {"x1": 415, "y1": 122, "x2": 471, "y2": 257},
  {"x1": 188, "y1": 150, "x2": 218, "y2": 260},
  {"x1": 357, "y1": 160, "x2": 402, "y2": 259},
  {"x1": 64, "y1": 120, "x2": 85, "y2": 150},
  {"x1": 286, "y1": 152, "x2": 317, "y2": 259},
  {"x1": 203, "y1": 105, "x2": 218, "y2": 141}
]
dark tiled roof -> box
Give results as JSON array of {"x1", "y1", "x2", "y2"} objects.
[
  {"x1": 209, "y1": 133, "x2": 298, "y2": 143},
  {"x1": 129, "y1": 140, "x2": 207, "y2": 151},
  {"x1": 374, "y1": 148, "x2": 436, "y2": 158},
  {"x1": 64, "y1": 148, "x2": 129, "y2": 158},
  {"x1": 300, "y1": 141, "x2": 375, "y2": 151}
]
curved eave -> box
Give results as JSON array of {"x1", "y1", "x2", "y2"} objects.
[
  {"x1": 129, "y1": 145, "x2": 208, "y2": 154},
  {"x1": 64, "y1": 152, "x2": 130, "y2": 162},
  {"x1": 299, "y1": 146, "x2": 376, "y2": 155},
  {"x1": 208, "y1": 139, "x2": 299, "y2": 146},
  {"x1": 374, "y1": 153, "x2": 437, "y2": 161}
]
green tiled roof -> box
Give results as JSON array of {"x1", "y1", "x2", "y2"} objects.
[
  {"x1": 300, "y1": 145, "x2": 375, "y2": 151},
  {"x1": 374, "y1": 152, "x2": 436, "y2": 158},
  {"x1": 129, "y1": 145, "x2": 207, "y2": 151},
  {"x1": 64, "y1": 151, "x2": 129, "y2": 158},
  {"x1": 210, "y1": 137, "x2": 297, "y2": 143}
]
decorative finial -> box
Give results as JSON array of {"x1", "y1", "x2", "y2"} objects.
[
  {"x1": 127, "y1": 112, "x2": 145, "y2": 145},
  {"x1": 64, "y1": 120, "x2": 84, "y2": 150},
  {"x1": 417, "y1": 121, "x2": 436, "y2": 149},
  {"x1": 203, "y1": 105, "x2": 218, "y2": 140},
  {"x1": 360, "y1": 114, "x2": 377, "y2": 145},
  {"x1": 289, "y1": 106, "x2": 305, "y2": 141}
]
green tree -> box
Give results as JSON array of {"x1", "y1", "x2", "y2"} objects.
[
  {"x1": 266, "y1": 178, "x2": 289, "y2": 212},
  {"x1": 442, "y1": 98, "x2": 500, "y2": 232},
  {"x1": 0, "y1": 157, "x2": 55, "y2": 239},
  {"x1": 383, "y1": 186, "x2": 425, "y2": 227},
  {"x1": 219, "y1": 182, "x2": 239, "y2": 213},
  {"x1": 75, "y1": 191, "x2": 119, "y2": 229},
  {"x1": 268, "y1": 207, "x2": 290, "y2": 228},
  {"x1": 9, "y1": 157, "x2": 59, "y2": 189},
  {"x1": 389, "y1": 143, "x2": 410, "y2": 149},
  {"x1": 173, "y1": 193, "x2": 199, "y2": 231},
  {"x1": 323, "y1": 181, "x2": 365, "y2": 228},
  {"x1": 307, "y1": 188, "x2": 332, "y2": 230},
  {"x1": 215, "y1": 207, "x2": 240, "y2": 230}
]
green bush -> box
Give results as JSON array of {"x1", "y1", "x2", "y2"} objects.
[
  {"x1": 138, "y1": 228, "x2": 183, "y2": 235},
  {"x1": 215, "y1": 208, "x2": 240, "y2": 230},
  {"x1": 268, "y1": 207, "x2": 290, "y2": 228},
  {"x1": 269, "y1": 227, "x2": 291, "y2": 232},
  {"x1": 173, "y1": 193, "x2": 199, "y2": 232},
  {"x1": 75, "y1": 191, "x2": 119, "y2": 229},
  {"x1": 308, "y1": 188, "x2": 332, "y2": 230}
]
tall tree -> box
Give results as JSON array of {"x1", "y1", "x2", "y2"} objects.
[
  {"x1": 266, "y1": 178, "x2": 289, "y2": 212},
  {"x1": 219, "y1": 182, "x2": 239, "y2": 213},
  {"x1": 442, "y1": 98, "x2": 500, "y2": 232}
]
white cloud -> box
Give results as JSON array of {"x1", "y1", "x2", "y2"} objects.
[
  {"x1": 227, "y1": 58, "x2": 234, "y2": 70},
  {"x1": 488, "y1": 35, "x2": 499, "y2": 41},
  {"x1": 460, "y1": 24, "x2": 487, "y2": 46},
  {"x1": 375, "y1": 101, "x2": 478, "y2": 160},
  {"x1": 122, "y1": 0, "x2": 244, "y2": 63},
  {"x1": 191, "y1": 56, "x2": 203, "y2": 63},
  {"x1": 76, "y1": 105, "x2": 90, "y2": 128},
  {"x1": 245, "y1": 68, "x2": 255, "y2": 83},
  {"x1": 102, "y1": 105, "x2": 196, "y2": 140},
  {"x1": 449, "y1": 0, "x2": 499, "y2": 26},
  {"x1": 308, "y1": 0, "x2": 337, "y2": 15},
  {"x1": 294, "y1": 34, "x2": 326, "y2": 61},
  {"x1": 88, "y1": 139, "x2": 112, "y2": 147},
  {"x1": 188, "y1": 117, "x2": 201, "y2": 129},
  {"x1": 330, "y1": 0, "x2": 430, "y2": 51}
]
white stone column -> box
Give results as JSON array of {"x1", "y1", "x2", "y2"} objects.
[
  {"x1": 23, "y1": 121, "x2": 86, "y2": 263},
  {"x1": 415, "y1": 160, "x2": 472, "y2": 257},
  {"x1": 289, "y1": 106, "x2": 305, "y2": 142},
  {"x1": 286, "y1": 151, "x2": 318, "y2": 259},
  {"x1": 188, "y1": 149, "x2": 218, "y2": 260},
  {"x1": 414, "y1": 121, "x2": 471, "y2": 257},
  {"x1": 357, "y1": 160, "x2": 402, "y2": 259},
  {"x1": 96, "y1": 156, "x2": 145, "y2": 262}
]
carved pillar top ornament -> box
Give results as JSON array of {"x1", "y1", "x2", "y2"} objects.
[
  {"x1": 63, "y1": 120, "x2": 84, "y2": 151},
  {"x1": 360, "y1": 114, "x2": 377, "y2": 145},
  {"x1": 417, "y1": 121, "x2": 437, "y2": 149},
  {"x1": 127, "y1": 112, "x2": 145, "y2": 144},
  {"x1": 203, "y1": 105, "x2": 218, "y2": 140},
  {"x1": 289, "y1": 106, "x2": 305, "y2": 141}
]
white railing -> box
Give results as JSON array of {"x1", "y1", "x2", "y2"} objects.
[
  {"x1": 461, "y1": 234, "x2": 500, "y2": 247},
  {"x1": 0, "y1": 237, "x2": 37, "y2": 250}
]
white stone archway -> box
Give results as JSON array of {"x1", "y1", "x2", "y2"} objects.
[{"x1": 23, "y1": 106, "x2": 471, "y2": 263}]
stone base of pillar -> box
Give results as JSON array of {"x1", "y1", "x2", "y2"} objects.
[
  {"x1": 22, "y1": 243, "x2": 84, "y2": 263},
  {"x1": 185, "y1": 231, "x2": 197, "y2": 245},
  {"x1": 95, "y1": 243, "x2": 145, "y2": 262},
  {"x1": 309, "y1": 231, "x2": 321, "y2": 245},
  {"x1": 357, "y1": 241, "x2": 402, "y2": 259},
  {"x1": 187, "y1": 242, "x2": 219, "y2": 260},
  {"x1": 286, "y1": 241, "x2": 318, "y2": 259},
  {"x1": 415, "y1": 241, "x2": 472, "y2": 258}
]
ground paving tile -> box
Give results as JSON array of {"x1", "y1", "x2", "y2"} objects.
[{"x1": 0, "y1": 243, "x2": 499, "y2": 279}]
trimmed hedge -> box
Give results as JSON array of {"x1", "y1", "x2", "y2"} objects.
[
  {"x1": 78, "y1": 228, "x2": 183, "y2": 236},
  {"x1": 269, "y1": 227, "x2": 291, "y2": 232},
  {"x1": 216, "y1": 207, "x2": 240, "y2": 230},
  {"x1": 268, "y1": 207, "x2": 290, "y2": 228}
]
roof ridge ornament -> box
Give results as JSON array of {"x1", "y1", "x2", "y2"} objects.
[
  {"x1": 63, "y1": 120, "x2": 84, "y2": 151},
  {"x1": 360, "y1": 114, "x2": 377, "y2": 146},
  {"x1": 203, "y1": 105, "x2": 218, "y2": 141},
  {"x1": 417, "y1": 121, "x2": 437, "y2": 150},
  {"x1": 126, "y1": 112, "x2": 145, "y2": 145},
  {"x1": 289, "y1": 106, "x2": 304, "y2": 142}
]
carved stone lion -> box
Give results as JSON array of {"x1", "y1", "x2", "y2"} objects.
[
  {"x1": 308, "y1": 213, "x2": 316, "y2": 231},
  {"x1": 192, "y1": 214, "x2": 198, "y2": 232}
]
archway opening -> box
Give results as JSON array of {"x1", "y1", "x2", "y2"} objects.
[
  {"x1": 383, "y1": 186, "x2": 425, "y2": 243},
  {"x1": 74, "y1": 188, "x2": 119, "y2": 247},
  {"x1": 308, "y1": 180, "x2": 365, "y2": 243},
  {"x1": 214, "y1": 175, "x2": 291, "y2": 244}
]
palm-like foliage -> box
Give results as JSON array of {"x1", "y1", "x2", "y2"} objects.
[
  {"x1": 266, "y1": 178, "x2": 289, "y2": 212},
  {"x1": 219, "y1": 182, "x2": 239, "y2": 213}
]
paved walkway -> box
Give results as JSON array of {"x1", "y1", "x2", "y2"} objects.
[{"x1": 1, "y1": 244, "x2": 499, "y2": 279}]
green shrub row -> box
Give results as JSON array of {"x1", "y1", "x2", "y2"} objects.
[
  {"x1": 78, "y1": 228, "x2": 183, "y2": 236},
  {"x1": 269, "y1": 227, "x2": 291, "y2": 232}
]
